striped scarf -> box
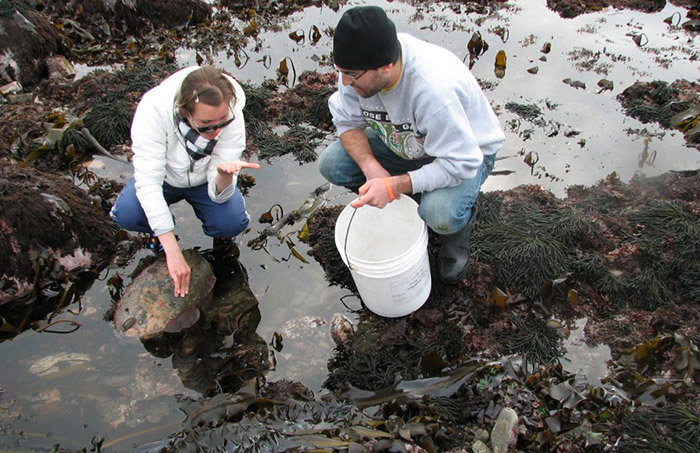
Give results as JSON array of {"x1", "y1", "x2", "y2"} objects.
[{"x1": 177, "y1": 117, "x2": 218, "y2": 171}]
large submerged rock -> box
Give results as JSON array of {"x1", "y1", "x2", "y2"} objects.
[{"x1": 113, "y1": 249, "x2": 216, "y2": 341}]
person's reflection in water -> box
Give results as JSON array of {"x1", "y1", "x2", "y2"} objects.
[{"x1": 143, "y1": 245, "x2": 269, "y2": 395}]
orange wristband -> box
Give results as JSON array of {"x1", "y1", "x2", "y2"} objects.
[{"x1": 383, "y1": 177, "x2": 395, "y2": 201}]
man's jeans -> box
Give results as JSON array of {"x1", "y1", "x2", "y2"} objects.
[
  {"x1": 318, "y1": 128, "x2": 495, "y2": 235},
  {"x1": 110, "y1": 178, "x2": 250, "y2": 238}
]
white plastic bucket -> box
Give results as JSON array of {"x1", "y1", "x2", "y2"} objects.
[{"x1": 334, "y1": 196, "x2": 431, "y2": 317}]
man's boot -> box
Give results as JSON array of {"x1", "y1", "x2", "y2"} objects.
[{"x1": 438, "y1": 207, "x2": 476, "y2": 284}]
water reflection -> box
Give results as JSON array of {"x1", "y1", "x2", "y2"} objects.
[
  {"x1": 561, "y1": 317, "x2": 612, "y2": 384},
  {"x1": 138, "y1": 248, "x2": 269, "y2": 396}
]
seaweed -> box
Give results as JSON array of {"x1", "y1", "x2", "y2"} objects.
[
  {"x1": 438, "y1": 323, "x2": 466, "y2": 362},
  {"x1": 242, "y1": 82, "x2": 273, "y2": 124},
  {"x1": 619, "y1": 80, "x2": 694, "y2": 129},
  {"x1": 82, "y1": 99, "x2": 133, "y2": 149},
  {"x1": 294, "y1": 85, "x2": 334, "y2": 130},
  {"x1": 474, "y1": 191, "x2": 504, "y2": 228},
  {"x1": 325, "y1": 344, "x2": 416, "y2": 391},
  {"x1": 571, "y1": 253, "x2": 624, "y2": 303},
  {"x1": 619, "y1": 404, "x2": 700, "y2": 453},
  {"x1": 253, "y1": 125, "x2": 324, "y2": 164},
  {"x1": 497, "y1": 316, "x2": 562, "y2": 369},
  {"x1": 307, "y1": 205, "x2": 357, "y2": 292},
  {"x1": 473, "y1": 222, "x2": 572, "y2": 299},
  {"x1": 624, "y1": 201, "x2": 700, "y2": 307},
  {"x1": 625, "y1": 264, "x2": 676, "y2": 311},
  {"x1": 505, "y1": 102, "x2": 543, "y2": 121}
]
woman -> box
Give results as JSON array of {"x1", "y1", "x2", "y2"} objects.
[{"x1": 111, "y1": 66, "x2": 259, "y2": 298}]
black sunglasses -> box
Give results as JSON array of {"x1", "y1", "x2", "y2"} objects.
[{"x1": 189, "y1": 110, "x2": 235, "y2": 134}]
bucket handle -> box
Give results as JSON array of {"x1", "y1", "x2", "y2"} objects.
[{"x1": 343, "y1": 207, "x2": 358, "y2": 271}]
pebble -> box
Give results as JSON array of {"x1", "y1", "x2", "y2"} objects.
[
  {"x1": 472, "y1": 439, "x2": 492, "y2": 453},
  {"x1": 330, "y1": 313, "x2": 354, "y2": 346}
]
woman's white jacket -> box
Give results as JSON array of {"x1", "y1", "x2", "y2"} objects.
[{"x1": 130, "y1": 66, "x2": 246, "y2": 236}]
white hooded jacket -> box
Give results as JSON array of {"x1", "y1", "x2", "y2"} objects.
[{"x1": 130, "y1": 66, "x2": 247, "y2": 236}]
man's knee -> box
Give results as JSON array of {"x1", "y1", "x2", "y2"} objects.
[
  {"x1": 317, "y1": 147, "x2": 338, "y2": 184},
  {"x1": 419, "y1": 198, "x2": 473, "y2": 235}
]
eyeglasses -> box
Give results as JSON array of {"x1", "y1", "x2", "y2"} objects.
[
  {"x1": 188, "y1": 109, "x2": 235, "y2": 134},
  {"x1": 336, "y1": 67, "x2": 369, "y2": 82}
]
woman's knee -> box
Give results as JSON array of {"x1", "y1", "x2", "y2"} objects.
[
  {"x1": 110, "y1": 184, "x2": 150, "y2": 232},
  {"x1": 222, "y1": 216, "x2": 249, "y2": 237},
  {"x1": 203, "y1": 209, "x2": 250, "y2": 238}
]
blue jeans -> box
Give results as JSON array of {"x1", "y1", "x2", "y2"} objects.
[
  {"x1": 110, "y1": 178, "x2": 250, "y2": 238},
  {"x1": 318, "y1": 128, "x2": 495, "y2": 235}
]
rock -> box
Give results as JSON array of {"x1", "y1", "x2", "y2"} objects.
[
  {"x1": 474, "y1": 428, "x2": 490, "y2": 443},
  {"x1": 46, "y1": 56, "x2": 75, "y2": 80},
  {"x1": 0, "y1": 3, "x2": 64, "y2": 86},
  {"x1": 0, "y1": 165, "x2": 115, "y2": 306},
  {"x1": 472, "y1": 439, "x2": 492, "y2": 453},
  {"x1": 330, "y1": 313, "x2": 354, "y2": 346},
  {"x1": 491, "y1": 407, "x2": 519, "y2": 453},
  {"x1": 113, "y1": 250, "x2": 216, "y2": 340},
  {"x1": 0, "y1": 81, "x2": 22, "y2": 94}
]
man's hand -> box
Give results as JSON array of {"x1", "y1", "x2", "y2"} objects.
[{"x1": 351, "y1": 177, "x2": 396, "y2": 208}]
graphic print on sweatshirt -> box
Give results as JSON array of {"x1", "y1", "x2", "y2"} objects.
[{"x1": 362, "y1": 109, "x2": 426, "y2": 160}]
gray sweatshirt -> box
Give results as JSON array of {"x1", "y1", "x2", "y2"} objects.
[{"x1": 329, "y1": 33, "x2": 505, "y2": 194}]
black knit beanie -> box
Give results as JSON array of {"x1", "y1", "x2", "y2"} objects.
[{"x1": 333, "y1": 6, "x2": 400, "y2": 70}]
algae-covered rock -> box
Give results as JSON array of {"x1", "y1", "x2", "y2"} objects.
[{"x1": 113, "y1": 249, "x2": 215, "y2": 340}]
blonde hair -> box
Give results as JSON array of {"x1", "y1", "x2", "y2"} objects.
[{"x1": 175, "y1": 66, "x2": 236, "y2": 118}]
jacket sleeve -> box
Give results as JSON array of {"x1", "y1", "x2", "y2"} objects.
[
  {"x1": 131, "y1": 90, "x2": 175, "y2": 236},
  {"x1": 206, "y1": 78, "x2": 247, "y2": 203},
  {"x1": 408, "y1": 90, "x2": 505, "y2": 194},
  {"x1": 329, "y1": 79, "x2": 368, "y2": 136}
]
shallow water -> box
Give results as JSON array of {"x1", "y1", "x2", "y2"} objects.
[{"x1": 2, "y1": 1, "x2": 698, "y2": 450}]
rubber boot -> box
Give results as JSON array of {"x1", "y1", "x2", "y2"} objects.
[{"x1": 438, "y1": 207, "x2": 476, "y2": 284}]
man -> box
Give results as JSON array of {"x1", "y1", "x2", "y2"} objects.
[{"x1": 318, "y1": 6, "x2": 505, "y2": 284}]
